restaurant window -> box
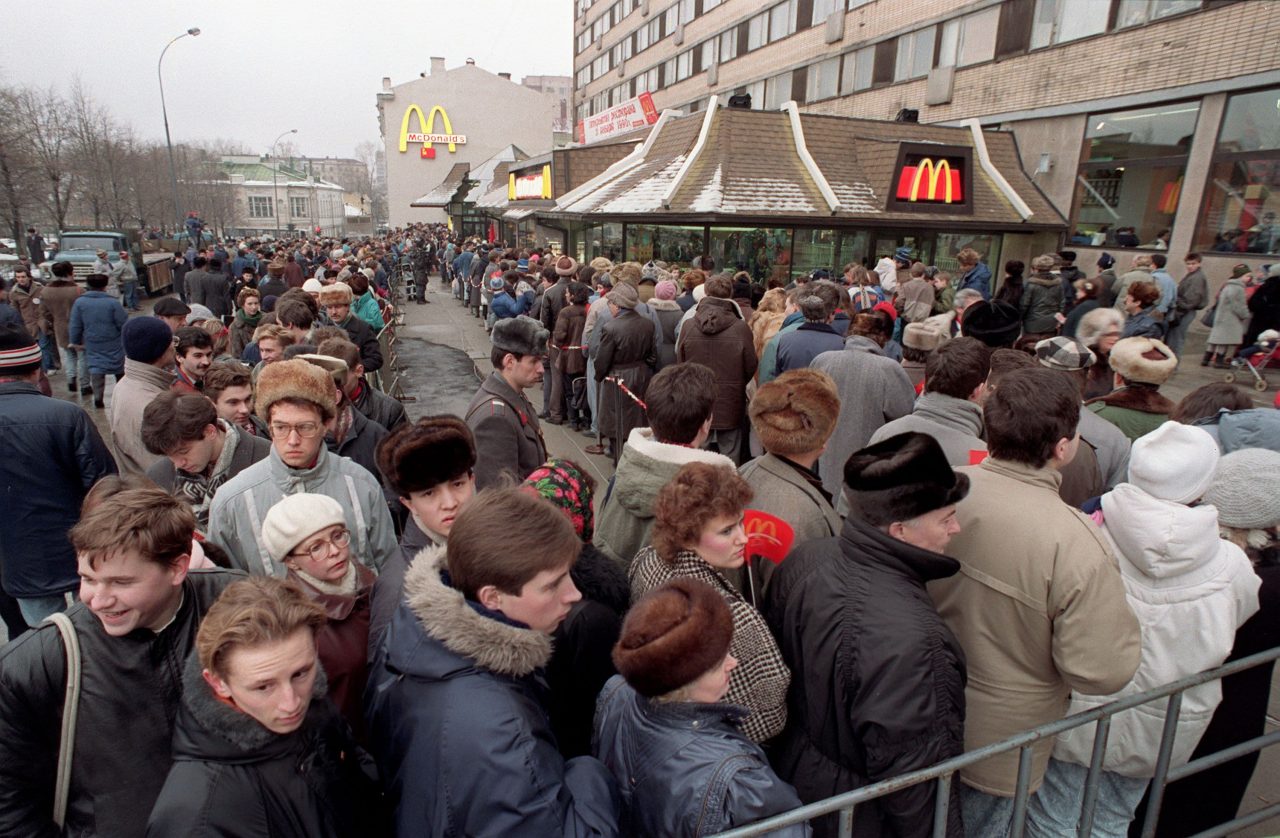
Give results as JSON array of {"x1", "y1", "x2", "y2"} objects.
[
  {"x1": 791, "y1": 229, "x2": 839, "y2": 280},
  {"x1": 625, "y1": 224, "x2": 706, "y2": 267},
  {"x1": 811, "y1": 0, "x2": 840, "y2": 26},
  {"x1": 585, "y1": 222, "x2": 624, "y2": 262},
  {"x1": 840, "y1": 46, "x2": 873, "y2": 92},
  {"x1": 806, "y1": 56, "x2": 840, "y2": 102},
  {"x1": 933, "y1": 233, "x2": 1002, "y2": 279},
  {"x1": 1030, "y1": 0, "x2": 1107, "y2": 50},
  {"x1": 894, "y1": 26, "x2": 935, "y2": 82},
  {"x1": 764, "y1": 72, "x2": 793, "y2": 110},
  {"x1": 1195, "y1": 87, "x2": 1280, "y2": 256},
  {"x1": 1116, "y1": 0, "x2": 1201, "y2": 28},
  {"x1": 719, "y1": 28, "x2": 739, "y2": 62},
  {"x1": 248, "y1": 196, "x2": 273, "y2": 218},
  {"x1": 769, "y1": 0, "x2": 798, "y2": 41},
  {"x1": 937, "y1": 6, "x2": 999, "y2": 68},
  {"x1": 710, "y1": 227, "x2": 793, "y2": 285},
  {"x1": 1069, "y1": 102, "x2": 1200, "y2": 249}
]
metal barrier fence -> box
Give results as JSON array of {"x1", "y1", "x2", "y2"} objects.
[
  {"x1": 372, "y1": 256, "x2": 414, "y2": 403},
  {"x1": 712, "y1": 646, "x2": 1280, "y2": 838}
]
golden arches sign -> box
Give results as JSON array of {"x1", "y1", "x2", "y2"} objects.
[
  {"x1": 398, "y1": 105, "x2": 467, "y2": 158},
  {"x1": 895, "y1": 156, "x2": 963, "y2": 204}
]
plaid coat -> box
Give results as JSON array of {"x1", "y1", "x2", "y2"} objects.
[{"x1": 629, "y1": 547, "x2": 790, "y2": 743}]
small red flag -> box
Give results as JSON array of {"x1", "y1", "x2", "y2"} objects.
[{"x1": 745, "y1": 510, "x2": 795, "y2": 566}]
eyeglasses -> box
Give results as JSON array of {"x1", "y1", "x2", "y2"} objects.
[
  {"x1": 290, "y1": 528, "x2": 350, "y2": 562},
  {"x1": 270, "y1": 421, "x2": 324, "y2": 439}
]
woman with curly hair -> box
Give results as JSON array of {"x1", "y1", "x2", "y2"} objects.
[{"x1": 629, "y1": 462, "x2": 790, "y2": 743}]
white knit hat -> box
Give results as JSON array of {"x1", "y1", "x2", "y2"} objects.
[
  {"x1": 1203, "y1": 448, "x2": 1280, "y2": 530},
  {"x1": 1128, "y1": 421, "x2": 1220, "y2": 504},
  {"x1": 302, "y1": 278, "x2": 324, "y2": 294},
  {"x1": 261, "y1": 493, "x2": 346, "y2": 565}
]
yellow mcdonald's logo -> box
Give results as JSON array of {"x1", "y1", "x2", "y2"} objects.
[
  {"x1": 745, "y1": 516, "x2": 784, "y2": 548},
  {"x1": 909, "y1": 158, "x2": 953, "y2": 203},
  {"x1": 398, "y1": 105, "x2": 466, "y2": 155}
]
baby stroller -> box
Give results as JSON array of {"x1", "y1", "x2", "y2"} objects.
[{"x1": 1225, "y1": 329, "x2": 1280, "y2": 392}]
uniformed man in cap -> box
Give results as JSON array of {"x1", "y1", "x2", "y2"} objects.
[{"x1": 465, "y1": 315, "x2": 549, "y2": 489}]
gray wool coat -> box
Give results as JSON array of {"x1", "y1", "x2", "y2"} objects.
[
  {"x1": 868, "y1": 392, "x2": 987, "y2": 468},
  {"x1": 738, "y1": 453, "x2": 840, "y2": 599}
]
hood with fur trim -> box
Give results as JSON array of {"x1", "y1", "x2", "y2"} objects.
[
  {"x1": 610, "y1": 427, "x2": 735, "y2": 517},
  {"x1": 397, "y1": 543, "x2": 552, "y2": 678}
]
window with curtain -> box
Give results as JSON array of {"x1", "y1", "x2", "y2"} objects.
[
  {"x1": 719, "y1": 28, "x2": 739, "y2": 61},
  {"x1": 894, "y1": 26, "x2": 935, "y2": 82},
  {"x1": 764, "y1": 72, "x2": 793, "y2": 109},
  {"x1": 769, "y1": 0, "x2": 798, "y2": 41},
  {"x1": 840, "y1": 45, "x2": 873, "y2": 92},
  {"x1": 806, "y1": 56, "x2": 840, "y2": 102},
  {"x1": 937, "y1": 6, "x2": 999, "y2": 68},
  {"x1": 811, "y1": 0, "x2": 839, "y2": 26},
  {"x1": 1030, "y1": 0, "x2": 1108, "y2": 49},
  {"x1": 1116, "y1": 0, "x2": 1200, "y2": 28},
  {"x1": 1069, "y1": 102, "x2": 1200, "y2": 249},
  {"x1": 747, "y1": 11, "x2": 768, "y2": 50},
  {"x1": 700, "y1": 39, "x2": 717, "y2": 70},
  {"x1": 1195, "y1": 87, "x2": 1280, "y2": 255}
]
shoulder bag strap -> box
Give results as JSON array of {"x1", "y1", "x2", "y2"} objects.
[{"x1": 43, "y1": 611, "x2": 81, "y2": 829}]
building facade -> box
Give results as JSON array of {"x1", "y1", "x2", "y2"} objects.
[
  {"x1": 218, "y1": 157, "x2": 347, "y2": 238},
  {"x1": 377, "y1": 58, "x2": 561, "y2": 226},
  {"x1": 522, "y1": 74, "x2": 575, "y2": 134},
  {"x1": 572, "y1": 0, "x2": 1280, "y2": 284}
]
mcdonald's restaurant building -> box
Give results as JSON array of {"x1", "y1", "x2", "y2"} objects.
[
  {"x1": 511, "y1": 99, "x2": 1065, "y2": 282},
  {"x1": 376, "y1": 58, "x2": 562, "y2": 227}
]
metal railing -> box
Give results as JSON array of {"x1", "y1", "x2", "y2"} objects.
[
  {"x1": 712, "y1": 646, "x2": 1280, "y2": 838},
  {"x1": 373, "y1": 256, "x2": 414, "y2": 403}
]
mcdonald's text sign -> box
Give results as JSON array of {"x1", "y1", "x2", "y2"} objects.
[
  {"x1": 887, "y1": 144, "x2": 973, "y2": 215},
  {"x1": 399, "y1": 105, "x2": 468, "y2": 160}
]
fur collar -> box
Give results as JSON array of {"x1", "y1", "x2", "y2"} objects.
[
  {"x1": 1086, "y1": 385, "x2": 1174, "y2": 416},
  {"x1": 402, "y1": 543, "x2": 552, "y2": 677},
  {"x1": 624, "y1": 427, "x2": 736, "y2": 468},
  {"x1": 647, "y1": 298, "x2": 681, "y2": 312}
]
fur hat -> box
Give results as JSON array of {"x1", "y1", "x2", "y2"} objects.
[
  {"x1": 843, "y1": 432, "x2": 970, "y2": 527},
  {"x1": 749, "y1": 369, "x2": 840, "y2": 456},
  {"x1": 1109, "y1": 337, "x2": 1177, "y2": 385},
  {"x1": 267, "y1": 260, "x2": 286, "y2": 278},
  {"x1": 491, "y1": 315, "x2": 549, "y2": 356},
  {"x1": 318, "y1": 282, "x2": 353, "y2": 306},
  {"x1": 612, "y1": 262, "x2": 642, "y2": 287},
  {"x1": 260, "y1": 493, "x2": 346, "y2": 565},
  {"x1": 589, "y1": 256, "x2": 614, "y2": 273},
  {"x1": 903, "y1": 322, "x2": 948, "y2": 352},
  {"x1": 961, "y1": 300, "x2": 1022, "y2": 348},
  {"x1": 302, "y1": 278, "x2": 325, "y2": 294},
  {"x1": 612, "y1": 578, "x2": 734, "y2": 698},
  {"x1": 606, "y1": 283, "x2": 639, "y2": 309},
  {"x1": 0, "y1": 324, "x2": 41, "y2": 374},
  {"x1": 1127, "y1": 421, "x2": 1220, "y2": 504},
  {"x1": 554, "y1": 255, "x2": 579, "y2": 277},
  {"x1": 1203, "y1": 448, "x2": 1280, "y2": 530},
  {"x1": 377, "y1": 415, "x2": 477, "y2": 496},
  {"x1": 122, "y1": 316, "x2": 174, "y2": 363},
  {"x1": 1076, "y1": 307, "x2": 1124, "y2": 350},
  {"x1": 255, "y1": 358, "x2": 336, "y2": 421}
]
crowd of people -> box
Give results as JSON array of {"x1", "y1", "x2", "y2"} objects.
[{"x1": 0, "y1": 224, "x2": 1278, "y2": 838}]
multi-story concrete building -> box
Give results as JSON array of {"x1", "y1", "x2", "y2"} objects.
[
  {"x1": 377, "y1": 58, "x2": 561, "y2": 226},
  {"x1": 218, "y1": 157, "x2": 347, "y2": 237},
  {"x1": 572, "y1": 0, "x2": 1280, "y2": 283},
  {"x1": 522, "y1": 74, "x2": 575, "y2": 134}
]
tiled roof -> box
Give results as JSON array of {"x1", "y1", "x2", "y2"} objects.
[{"x1": 410, "y1": 162, "x2": 471, "y2": 207}]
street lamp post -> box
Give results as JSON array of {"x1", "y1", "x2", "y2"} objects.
[
  {"x1": 270, "y1": 129, "x2": 297, "y2": 238},
  {"x1": 158, "y1": 27, "x2": 200, "y2": 236}
]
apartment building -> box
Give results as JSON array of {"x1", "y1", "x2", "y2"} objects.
[{"x1": 572, "y1": 0, "x2": 1280, "y2": 283}]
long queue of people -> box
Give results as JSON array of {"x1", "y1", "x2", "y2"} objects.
[{"x1": 0, "y1": 224, "x2": 1278, "y2": 838}]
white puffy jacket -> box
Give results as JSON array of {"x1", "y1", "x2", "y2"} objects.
[{"x1": 1053, "y1": 483, "x2": 1260, "y2": 778}]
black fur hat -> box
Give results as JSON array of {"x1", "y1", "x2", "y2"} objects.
[
  {"x1": 843, "y1": 432, "x2": 970, "y2": 526},
  {"x1": 376, "y1": 415, "x2": 477, "y2": 497}
]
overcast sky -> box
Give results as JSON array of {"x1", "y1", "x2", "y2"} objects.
[{"x1": 2, "y1": 0, "x2": 572, "y2": 159}]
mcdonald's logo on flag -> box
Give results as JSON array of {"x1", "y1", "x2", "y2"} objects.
[
  {"x1": 399, "y1": 105, "x2": 468, "y2": 159},
  {"x1": 895, "y1": 156, "x2": 964, "y2": 204},
  {"x1": 744, "y1": 510, "x2": 795, "y2": 566}
]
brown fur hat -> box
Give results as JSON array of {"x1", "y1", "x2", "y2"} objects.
[
  {"x1": 1109, "y1": 336, "x2": 1177, "y2": 385},
  {"x1": 611, "y1": 261, "x2": 643, "y2": 287},
  {"x1": 749, "y1": 369, "x2": 840, "y2": 456},
  {"x1": 317, "y1": 282, "x2": 353, "y2": 306},
  {"x1": 376, "y1": 415, "x2": 477, "y2": 496},
  {"x1": 612, "y1": 578, "x2": 734, "y2": 697},
  {"x1": 255, "y1": 358, "x2": 337, "y2": 422}
]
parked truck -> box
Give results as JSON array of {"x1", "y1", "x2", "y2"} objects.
[{"x1": 41, "y1": 230, "x2": 174, "y2": 295}]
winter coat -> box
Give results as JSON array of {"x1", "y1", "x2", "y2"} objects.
[
  {"x1": 647, "y1": 298, "x2": 683, "y2": 369},
  {"x1": 896, "y1": 277, "x2": 936, "y2": 324},
  {"x1": 554, "y1": 303, "x2": 589, "y2": 376},
  {"x1": 1052, "y1": 484, "x2": 1259, "y2": 777},
  {"x1": 593, "y1": 676, "x2": 807, "y2": 838},
  {"x1": 1174, "y1": 268, "x2": 1209, "y2": 318},
  {"x1": 326, "y1": 405, "x2": 387, "y2": 485},
  {"x1": 9, "y1": 280, "x2": 49, "y2": 337},
  {"x1": 773, "y1": 322, "x2": 844, "y2": 378},
  {"x1": 868, "y1": 392, "x2": 986, "y2": 468},
  {"x1": 335, "y1": 314, "x2": 383, "y2": 373},
  {"x1": 465, "y1": 371, "x2": 547, "y2": 490},
  {"x1": 1077, "y1": 405, "x2": 1131, "y2": 492},
  {"x1": 1061, "y1": 298, "x2": 1100, "y2": 339},
  {"x1": 228, "y1": 310, "x2": 263, "y2": 359},
  {"x1": 758, "y1": 313, "x2": 804, "y2": 385},
  {"x1": 541, "y1": 278, "x2": 570, "y2": 332},
  {"x1": 186, "y1": 270, "x2": 232, "y2": 317},
  {"x1": 1086, "y1": 384, "x2": 1175, "y2": 442},
  {"x1": 1020, "y1": 272, "x2": 1064, "y2": 334},
  {"x1": 206, "y1": 445, "x2": 398, "y2": 578},
  {"x1": 491, "y1": 290, "x2": 529, "y2": 321},
  {"x1": 927, "y1": 457, "x2": 1141, "y2": 796},
  {"x1": 0, "y1": 381, "x2": 116, "y2": 597},
  {"x1": 549, "y1": 544, "x2": 630, "y2": 759},
  {"x1": 630, "y1": 548, "x2": 790, "y2": 744},
  {"x1": 957, "y1": 262, "x2": 992, "y2": 299},
  {"x1": 597, "y1": 309, "x2": 657, "y2": 442},
  {"x1": 811, "y1": 336, "x2": 916, "y2": 500},
  {"x1": 766, "y1": 516, "x2": 966, "y2": 838},
  {"x1": 351, "y1": 379, "x2": 408, "y2": 432},
  {"x1": 368, "y1": 515, "x2": 438, "y2": 660},
  {"x1": 68, "y1": 290, "x2": 126, "y2": 374},
  {"x1": 1121, "y1": 308, "x2": 1163, "y2": 339},
  {"x1": 0, "y1": 570, "x2": 239, "y2": 838},
  {"x1": 147, "y1": 658, "x2": 381, "y2": 838},
  {"x1": 146, "y1": 423, "x2": 272, "y2": 531},
  {"x1": 593, "y1": 428, "x2": 735, "y2": 567},
  {"x1": 1244, "y1": 276, "x2": 1280, "y2": 346},
  {"x1": 109, "y1": 358, "x2": 176, "y2": 476},
  {"x1": 677, "y1": 298, "x2": 756, "y2": 430},
  {"x1": 353, "y1": 291, "x2": 385, "y2": 331},
  {"x1": 1112, "y1": 268, "x2": 1154, "y2": 312},
  {"x1": 364, "y1": 545, "x2": 621, "y2": 837},
  {"x1": 737, "y1": 453, "x2": 840, "y2": 599}
]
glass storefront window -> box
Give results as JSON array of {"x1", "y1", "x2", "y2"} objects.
[
  {"x1": 1194, "y1": 87, "x2": 1280, "y2": 256},
  {"x1": 583, "y1": 223, "x2": 623, "y2": 262},
  {"x1": 933, "y1": 233, "x2": 1002, "y2": 278},
  {"x1": 792, "y1": 229, "x2": 838, "y2": 280},
  {"x1": 709, "y1": 227, "x2": 793, "y2": 286},
  {"x1": 1069, "y1": 102, "x2": 1199, "y2": 249},
  {"x1": 624, "y1": 224, "x2": 706, "y2": 268}
]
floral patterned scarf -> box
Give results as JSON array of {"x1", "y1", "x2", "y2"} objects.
[{"x1": 522, "y1": 458, "x2": 594, "y2": 542}]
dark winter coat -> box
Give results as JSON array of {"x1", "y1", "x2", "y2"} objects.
[
  {"x1": 147, "y1": 658, "x2": 381, "y2": 838},
  {"x1": 0, "y1": 570, "x2": 239, "y2": 838},
  {"x1": 593, "y1": 676, "x2": 808, "y2": 837},
  {"x1": 596, "y1": 308, "x2": 657, "y2": 444},
  {"x1": 541, "y1": 278, "x2": 570, "y2": 332},
  {"x1": 765, "y1": 516, "x2": 966, "y2": 838},
  {"x1": 146, "y1": 424, "x2": 271, "y2": 494},
  {"x1": 68, "y1": 290, "x2": 127, "y2": 374},
  {"x1": 646, "y1": 299, "x2": 683, "y2": 369},
  {"x1": 466, "y1": 371, "x2": 547, "y2": 490},
  {"x1": 186, "y1": 270, "x2": 232, "y2": 317},
  {"x1": 1244, "y1": 276, "x2": 1280, "y2": 346},
  {"x1": 351, "y1": 379, "x2": 408, "y2": 431},
  {"x1": 0, "y1": 382, "x2": 116, "y2": 597},
  {"x1": 676, "y1": 298, "x2": 756, "y2": 430},
  {"x1": 1120, "y1": 308, "x2": 1163, "y2": 339},
  {"x1": 1020, "y1": 272, "x2": 1064, "y2": 334},
  {"x1": 549, "y1": 545, "x2": 630, "y2": 759},
  {"x1": 368, "y1": 515, "x2": 438, "y2": 660},
  {"x1": 327, "y1": 405, "x2": 387, "y2": 485},
  {"x1": 364, "y1": 545, "x2": 621, "y2": 837},
  {"x1": 773, "y1": 322, "x2": 844, "y2": 378},
  {"x1": 554, "y1": 303, "x2": 589, "y2": 376},
  {"x1": 336, "y1": 314, "x2": 383, "y2": 374},
  {"x1": 41, "y1": 280, "x2": 81, "y2": 348}
]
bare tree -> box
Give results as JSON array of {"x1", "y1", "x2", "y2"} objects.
[
  {"x1": 0, "y1": 86, "x2": 39, "y2": 255},
  {"x1": 10, "y1": 85, "x2": 76, "y2": 231}
]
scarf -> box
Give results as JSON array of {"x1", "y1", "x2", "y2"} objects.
[
  {"x1": 328, "y1": 404, "x2": 355, "y2": 447},
  {"x1": 522, "y1": 457, "x2": 595, "y2": 541},
  {"x1": 235, "y1": 308, "x2": 264, "y2": 329},
  {"x1": 293, "y1": 560, "x2": 358, "y2": 596},
  {"x1": 173, "y1": 422, "x2": 239, "y2": 530}
]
